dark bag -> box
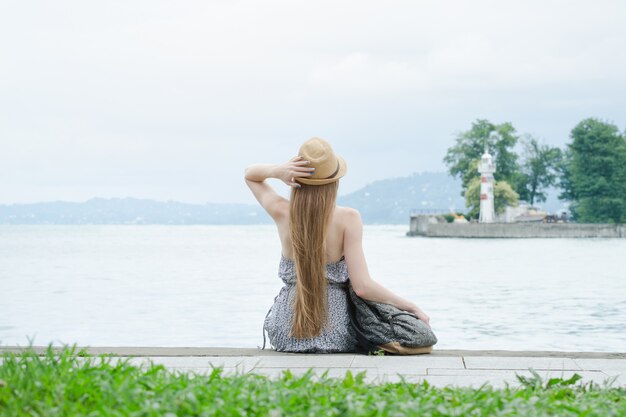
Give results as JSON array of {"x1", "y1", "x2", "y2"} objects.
[{"x1": 346, "y1": 285, "x2": 438, "y2": 355}]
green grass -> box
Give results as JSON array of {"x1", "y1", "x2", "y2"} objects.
[{"x1": 1, "y1": 345, "x2": 624, "y2": 416}]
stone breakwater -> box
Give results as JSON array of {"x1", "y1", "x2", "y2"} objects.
[{"x1": 408, "y1": 216, "x2": 625, "y2": 238}]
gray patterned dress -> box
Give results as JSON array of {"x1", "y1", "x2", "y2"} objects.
[{"x1": 263, "y1": 254, "x2": 359, "y2": 353}]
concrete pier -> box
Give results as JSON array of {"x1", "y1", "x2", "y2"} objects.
[
  {"x1": 2, "y1": 346, "x2": 624, "y2": 388},
  {"x1": 408, "y1": 215, "x2": 626, "y2": 238}
]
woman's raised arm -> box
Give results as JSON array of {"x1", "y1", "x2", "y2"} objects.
[
  {"x1": 244, "y1": 156, "x2": 315, "y2": 219},
  {"x1": 343, "y1": 208, "x2": 431, "y2": 327}
]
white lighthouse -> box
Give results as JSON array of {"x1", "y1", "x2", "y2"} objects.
[{"x1": 478, "y1": 146, "x2": 496, "y2": 223}]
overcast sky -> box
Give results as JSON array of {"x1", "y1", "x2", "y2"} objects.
[{"x1": 2, "y1": 0, "x2": 625, "y2": 204}]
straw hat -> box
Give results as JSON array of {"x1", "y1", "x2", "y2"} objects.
[{"x1": 296, "y1": 137, "x2": 347, "y2": 185}]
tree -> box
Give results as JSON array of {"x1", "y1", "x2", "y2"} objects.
[
  {"x1": 444, "y1": 119, "x2": 521, "y2": 193},
  {"x1": 516, "y1": 136, "x2": 563, "y2": 206},
  {"x1": 464, "y1": 178, "x2": 520, "y2": 219},
  {"x1": 560, "y1": 118, "x2": 626, "y2": 223}
]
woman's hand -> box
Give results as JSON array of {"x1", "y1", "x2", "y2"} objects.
[
  {"x1": 409, "y1": 304, "x2": 431, "y2": 328},
  {"x1": 276, "y1": 155, "x2": 315, "y2": 188}
]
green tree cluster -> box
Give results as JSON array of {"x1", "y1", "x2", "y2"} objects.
[
  {"x1": 517, "y1": 137, "x2": 563, "y2": 206},
  {"x1": 560, "y1": 118, "x2": 626, "y2": 223},
  {"x1": 443, "y1": 117, "x2": 625, "y2": 223},
  {"x1": 444, "y1": 119, "x2": 526, "y2": 218},
  {"x1": 443, "y1": 119, "x2": 520, "y2": 191}
]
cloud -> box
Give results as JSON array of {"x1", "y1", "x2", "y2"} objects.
[
  {"x1": 308, "y1": 53, "x2": 427, "y2": 94},
  {"x1": 1, "y1": 0, "x2": 625, "y2": 204}
]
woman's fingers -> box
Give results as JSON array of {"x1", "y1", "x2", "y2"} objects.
[
  {"x1": 412, "y1": 307, "x2": 431, "y2": 327},
  {"x1": 289, "y1": 167, "x2": 315, "y2": 177},
  {"x1": 295, "y1": 166, "x2": 314, "y2": 172},
  {"x1": 292, "y1": 160, "x2": 315, "y2": 172},
  {"x1": 293, "y1": 157, "x2": 313, "y2": 164},
  {"x1": 290, "y1": 158, "x2": 314, "y2": 171},
  {"x1": 282, "y1": 157, "x2": 314, "y2": 186}
]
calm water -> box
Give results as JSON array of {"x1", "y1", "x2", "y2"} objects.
[{"x1": 1, "y1": 225, "x2": 625, "y2": 352}]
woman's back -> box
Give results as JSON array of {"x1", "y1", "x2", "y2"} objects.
[
  {"x1": 263, "y1": 248, "x2": 359, "y2": 353},
  {"x1": 276, "y1": 206, "x2": 351, "y2": 264}
]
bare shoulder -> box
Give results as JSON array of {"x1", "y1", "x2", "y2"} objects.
[
  {"x1": 335, "y1": 206, "x2": 362, "y2": 226},
  {"x1": 260, "y1": 193, "x2": 290, "y2": 221}
]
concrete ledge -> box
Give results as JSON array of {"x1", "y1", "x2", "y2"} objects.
[
  {"x1": 3, "y1": 346, "x2": 624, "y2": 387},
  {"x1": 1, "y1": 346, "x2": 624, "y2": 358}
]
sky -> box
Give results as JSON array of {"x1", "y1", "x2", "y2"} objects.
[{"x1": 1, "y1": 0, "x2": 625, "y2": 205}]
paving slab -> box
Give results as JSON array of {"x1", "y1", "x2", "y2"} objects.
[
  {"x1": 426, "y1": 368, "x2": 615, "y2": 384},
  {"x1": 427, "y1": 368, "x2": 607, "y2": 377},
  {"x1": 126, "y1": 356, "x2": 254, "y2": 369},
  {"x1": 464, "y1": 356, "x2": 582, "y2": 370},
  {"x1": 234, "y1": 354, "x2": 356, "y2": 368},
  {"x1": 231, "y1": 367, "x2": 378, "y2": 380},
  {"x1": 351, "y1": 355, "x2": 465, "y2": 371},
  {"x1": 611, "y1": 374, "x2": 625, "y2": 385},
  {"x1": 572, "y1": 358, "x2": 626, "y2": 375},
  {"x1": 395, "y1": 374, "x2": 519, "y2": 389}
]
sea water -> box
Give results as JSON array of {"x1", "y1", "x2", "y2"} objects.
[{"x1": 1, "y1": 225, "x2": 625, "y2": 352}]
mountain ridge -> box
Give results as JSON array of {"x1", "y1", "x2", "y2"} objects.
[{"x1": 0, "y1": 172, "x2": 464, "y2": 224}]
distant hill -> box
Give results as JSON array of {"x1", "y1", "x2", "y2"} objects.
[
  {"x1": 338, "y1": 172, "x2": 464, "y2": 224},
  {"x1": 0, "y1": 172, "x2": 466, "y2": 225},
  {"x1": 0, "y1": 198, "x2": 273, "y2": 225}
]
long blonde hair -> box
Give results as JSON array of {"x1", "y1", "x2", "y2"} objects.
[{"x1": 289, "y1": 181, "x2": 339, "y2": 339}]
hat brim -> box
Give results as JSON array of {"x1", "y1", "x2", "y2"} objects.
[{"x1": 296, "y1": 155, "x2": 347, "y2": 185}]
